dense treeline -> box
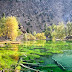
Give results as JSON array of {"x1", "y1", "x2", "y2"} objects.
[
  {"x1": 0, "y1": 15, "x2": 72, "y2": 41},
  {"x1": 44, "y1": 22, "x2": 72, "y2": 41}
]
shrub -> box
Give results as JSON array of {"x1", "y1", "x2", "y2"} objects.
[
  {"x1": 33, "y1": 31, "x2": 36, "y2": 36},
  {"x1": 24, "y1": 33, "x2": 36, "y2": 40},
  {"x1": 36, "y1": 33, "x2": 46, "y2": 40}
]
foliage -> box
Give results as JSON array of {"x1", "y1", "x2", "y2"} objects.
[
  {"x1": 45, "y1": 26, "x2": 52, "y2": 38},
  {"x1": 33, "y1": 31, "x2": 36, "y2": 36},
  {"x1": 51, "y1": 30, "x2": 57, "y2": 42},
  {"x1": 0, "y1": 49, "x2": 18, "y2": 71},
  {"x1": 44, "y1": 24, "x2": 47, "y2": 32},
  {"x1": 15, "y1": 66, "x2": 21, "y2": 70},
  {"x1": 24, "y1": 33, "x2": 36, "y2": 40},
  {"x1": 67, "y1": 21, "x2": 72, "y2": 36},
  {"x1": 0, "y1": 16, "x2": 6, "y2": 37},
  {"x1": 56, "y1": 22, "x2": 65, "y2": 40},
  {"x1": 18, "y1": 29, "x2": 22, "y2": 36},
  {"x1": 36, "y1": 33, "x2": 46, "y2": 40},
  {"x1": 2, "y1": 13, "x2": 5, "y2": 17},
  {"x1": 23, "y1": 33, "x2": 28, "y2": 40},
  {"x1": 0, "y1": 16, "x2": 20, "y2": 41},
  {"x1": 5, "y1": 16, "x2": 18, "y2": 40},
  {"x1": 44, "y1": 22, "x2": 66, "y2": 41},
  {"x1": 45, "y1": 24, "x2": 56, "y2": 38},
  {"x1": 0, "y1": 44, "x2": 19, "y2": 71},
  {"x1": 26, "y1": 28, "x2": 29, "y2": 33}
]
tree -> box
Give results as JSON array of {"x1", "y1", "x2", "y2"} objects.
[
  {"x1": 67, "y1": 21, "x2": 72, "y2": 36},
  {"x1": 51, "y1": 30, "x2": 57, "y2": 42},
  {"x1": 36, "y1": 33, "x2": 46, "y2": 40},
  {"x1": 0, "y1": 16, "x2": 6, "y2": 37},
  {"x1": 44, "y1": 24, "x2": 47, "y2": 32},
  {"x1": 26, "y1": 28, "x2": 29, "y2": 33},
  {"x1": 56, "y1": 22, "x2": 65, "y2": 40},
  {"x1": 5, "y1": 16, "x2": 18, "y2": 40},
  {"x1": 24, "y1": 33, "x2": 36, "y2": 40},
  {"x1": 2, "y1": 13, "x2": 5, "y2": 18},
  {"x1": 45, "y1": 25, "x2": 52, "y2": 38}
]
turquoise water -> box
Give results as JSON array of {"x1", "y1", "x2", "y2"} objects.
[
  {"x1": 0, "y1": 40, "x2": 72, "y2": 72},
  {"x1": 19, "y1": 40, "x2": 72, "y2": 72}
]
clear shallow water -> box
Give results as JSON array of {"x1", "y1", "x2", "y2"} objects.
[
  {"x1": 19, "y1": 40, "x2": 72, "y2": 72},
  {"x1": 0, "y1": 40, "x2": 72, "y2": 72}
]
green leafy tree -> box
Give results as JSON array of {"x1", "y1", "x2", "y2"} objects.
[
  {"x1": 56, "y1": 22, "x2": 65, "y2": 40},
  {"x1": 2, "y1": 13, "x2": 5, "y2": 17},
  {"x1": 51, "y1": 30, "x2": 57, "y2": 42},
  {"x1": 0, "y1": 16, "x2": 6, "y2": 37},
  {"x1": 67, "y1": 21, "x2": 72, "y2": 36},
  {"x1": 44, "y1": 24, "x2": 47, "y2": 32}
]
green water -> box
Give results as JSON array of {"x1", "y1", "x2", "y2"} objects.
[
  {"x1": 19, "y1": 40, "x2": 72, "y2": 72},
  {"x1": 0, "y1": 40, "x2": 72, "y2": 72}
]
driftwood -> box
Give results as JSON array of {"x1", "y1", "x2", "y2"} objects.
[
  {"x1": 52, "y1": 58, "x2": 65, "y2": 70},
  {"x1": 20, "y1": 64, "x2": 39, "y2": 72}
]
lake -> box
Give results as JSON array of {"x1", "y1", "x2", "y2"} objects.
[{"x1": 0, "y1": 40, "x2": 72, "y2": 72}]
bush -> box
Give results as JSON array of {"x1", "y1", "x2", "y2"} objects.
[
  {"x1": 33, "y1": 31, "x2": 36, "y2": 36},
  {"x1": 36, "y1": 33, "x2": 46, "y2": 40},
  {"x1": 24, "y1": 33, "x2": 36, "y2": 40}
]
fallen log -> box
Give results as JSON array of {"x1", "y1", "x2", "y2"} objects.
[{"x1": 20, "y1": 64, "x2": 39, "y2": 71}]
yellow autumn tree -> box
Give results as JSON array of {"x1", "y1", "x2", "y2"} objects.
[
  {"x1": 36, "y1": 33, "x2": 46, "y2": 40},
  {"x1": 5, "y1": 16, "x2": 18, "y2": 40}
]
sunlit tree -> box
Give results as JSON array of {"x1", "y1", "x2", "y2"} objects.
[
  {"x1": 5, "y1": 16, "x2": 18, "y2": 40},
  {"x1": 36, "y1": 33, "x2": 46, "y2": 40},
  {"x1": 67, "y1": 21, "x2": 72, "y2": 36},
  {"x1": 56, "y1": 22, "x2": 65, "y2": 40},
  {"x1": 24, "y1": 33, "x2": 36, "y2": 40}
]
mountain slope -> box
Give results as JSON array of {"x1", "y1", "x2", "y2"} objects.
[{"x1": 0, "y1": 0, "x2": 72, "y2": 33}]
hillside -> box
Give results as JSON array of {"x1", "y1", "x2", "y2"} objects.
[{"x1": 0, "y1": 0, "x2": 72, "y2": 33}]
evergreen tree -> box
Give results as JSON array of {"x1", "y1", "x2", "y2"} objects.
[{"x1": 26, "y1": 28, "x2": 29, "y2": 33}]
